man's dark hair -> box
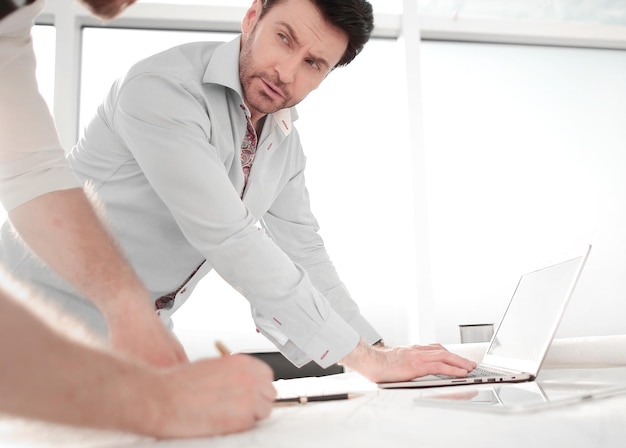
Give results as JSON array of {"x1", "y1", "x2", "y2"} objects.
[{"x1": 260, "y1": 0, "x2": 374, "y2": 67}]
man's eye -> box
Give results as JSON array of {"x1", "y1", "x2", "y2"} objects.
[
  {"x1": 306, "y1": 59, "x2": 320, "y2": 70},
  {"x1": 278, "y1": 33, "x2": 289, "y2": 44}
]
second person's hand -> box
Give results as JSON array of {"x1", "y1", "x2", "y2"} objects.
[{"x1": 340, "y1": 339, "x2": 476, "y2": 383}]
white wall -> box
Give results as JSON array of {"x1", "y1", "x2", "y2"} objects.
[{"x1": 420, "y1": 41, "x2": 626, "y2": 343}]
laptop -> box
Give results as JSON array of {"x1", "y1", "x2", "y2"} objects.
[{"x1": 378, "y1": 244, "x2": 592, "y2": 389}]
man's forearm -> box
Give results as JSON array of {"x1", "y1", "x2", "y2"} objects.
[
  {"x1": 0, "y1": 273, "x2": 275, "y2": 438},
  {"x1": 8, "y1": 188, "x2": 150, "y2": 316},
  {"x1": 0, "y1": 284, "x2": 159, "y2": 435},
  {"x1": 8, "y1": 188, "x2": 189, "y2": 367}
]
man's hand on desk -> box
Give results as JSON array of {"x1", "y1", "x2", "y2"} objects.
[{"x1": 340, "y1": 339, "x2": 477, "y2": 383}]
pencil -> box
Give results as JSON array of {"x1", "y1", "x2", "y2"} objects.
[{"x1": 214, "y1": 340, "x2": 231, "y2": 357}]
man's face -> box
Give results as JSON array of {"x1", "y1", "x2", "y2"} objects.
[
  {"x1": 239, "y1": 0, "x2": 349, "y2": 120},
  {"x1": 79, "y1": 0, "x2": 137, "y2": 20}
]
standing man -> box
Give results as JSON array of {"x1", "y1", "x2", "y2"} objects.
[
  {"x1": 1, "y1": 0, "x2": 475, "y2": 384},
  {"x1": 1, "y1": 0, "x2": 275, "y2": 437}
]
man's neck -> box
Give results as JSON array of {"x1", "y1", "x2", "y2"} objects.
[{"x1": 251, "y1": 114, "x2": 267, "y2": 133}]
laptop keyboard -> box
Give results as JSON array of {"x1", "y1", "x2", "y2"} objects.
[
  {"x1": 437, "y1": 366, "x2": 499, "y2": 380},
  {"x1": 466, "y1": 366, "x2": 499, "y2": 378}
]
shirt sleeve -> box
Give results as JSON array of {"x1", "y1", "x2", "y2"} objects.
[
  {"x1": 111, "y1": 73, "x2": 361, "y2": 367},
  {"x1": 0, "y1": 2, "x2": 81, "y2": 211},
  {"x1": 261, "y1": 166, "x2": 382, "y2": 346}
]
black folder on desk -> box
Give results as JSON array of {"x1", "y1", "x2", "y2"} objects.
[{"x1": 246, "y1": 350, "x2": 343, "y2": 380}]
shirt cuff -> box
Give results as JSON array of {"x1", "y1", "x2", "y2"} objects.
[
  {"x1": 319, "y1": 282, "x2": 382, "y2": 346},
  {"x1": 254, "y1": 308, "x2": 361, "y2": 369},
  {"x1": 299, "y1": 310, "x2": 361, "y2": 368},
  {"x1": 347, "y1": 314, "x2": 383, "y2": 346}
]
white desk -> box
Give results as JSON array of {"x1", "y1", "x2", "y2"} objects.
[
  {"x1": 3, "y1": 335, "x2": 626, "y2": 447},
  {"x1": 1, "y1": 366, "x2": 626, "y2": 448}
]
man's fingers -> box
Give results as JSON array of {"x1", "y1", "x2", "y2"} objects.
[
  {"x1": 398, "y1": 346, "x2": 476, "y2": 380},
  {"x1": 427, "y1": 362, "x2": 471, "y2": 378},
  {"x1": 410, "y1": 343, "x2": 445, "y2": 351},
  {"x1": 409, "y1": 345, "x2": 476, "y2": 370},
  {"x1": 260, "y1": 382, "x2": 278, "y2": 403}
]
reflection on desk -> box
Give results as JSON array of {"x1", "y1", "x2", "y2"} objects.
[
  {"x1": 412, "y1": 377, "x2": 626, "y2": 413},
  {"x1": 1, "y1": 366, "x2": 626, "y2": 448}
]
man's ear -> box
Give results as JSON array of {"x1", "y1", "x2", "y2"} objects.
[{"x1": 241, "y1": 0, "x2": 263, "y2": 34}]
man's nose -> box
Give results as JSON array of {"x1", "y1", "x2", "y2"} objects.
[{"x1": 275, "y1": 56, "x2": 298, "y2": 84}]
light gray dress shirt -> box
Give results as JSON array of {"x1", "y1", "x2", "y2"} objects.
[{"x1": 0, "y1": 36, "x2": 381, "y2": 367}]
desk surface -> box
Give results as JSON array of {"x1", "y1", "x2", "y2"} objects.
[{"x1": 2, "y1": 366, "x2": 626, "y2": 448}]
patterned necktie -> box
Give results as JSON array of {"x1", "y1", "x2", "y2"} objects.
[{"x1": 240, "y1": 104, "x2": 258, "y2": 195}]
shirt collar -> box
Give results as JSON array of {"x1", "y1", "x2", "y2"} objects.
[{"x1": 203, "y1": 35, "x2": 296, "y2": 137}]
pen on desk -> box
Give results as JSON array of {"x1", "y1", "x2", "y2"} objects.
[
  {"x1": 274, "y1": 393, "x2": 355, "y2": 405},
  {"x1": 214, "y1": 340, "x2": 231, "y2": 357}
]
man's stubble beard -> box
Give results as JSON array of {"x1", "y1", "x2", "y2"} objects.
[{"x1": 239, "y1": 38, "x2": 294, "y2": 115}]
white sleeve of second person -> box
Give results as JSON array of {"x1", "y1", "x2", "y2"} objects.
[
  {"x1": 0, "y1": 2, "x2": 81, "y2": 211},
  {"x1": 111, "y1": 73, "x2": 360, "y2": 368}
]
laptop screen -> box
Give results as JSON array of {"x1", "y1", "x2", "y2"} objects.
[{"x1": 484, "y1": 251, "x2": 589, "y2": 372}]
